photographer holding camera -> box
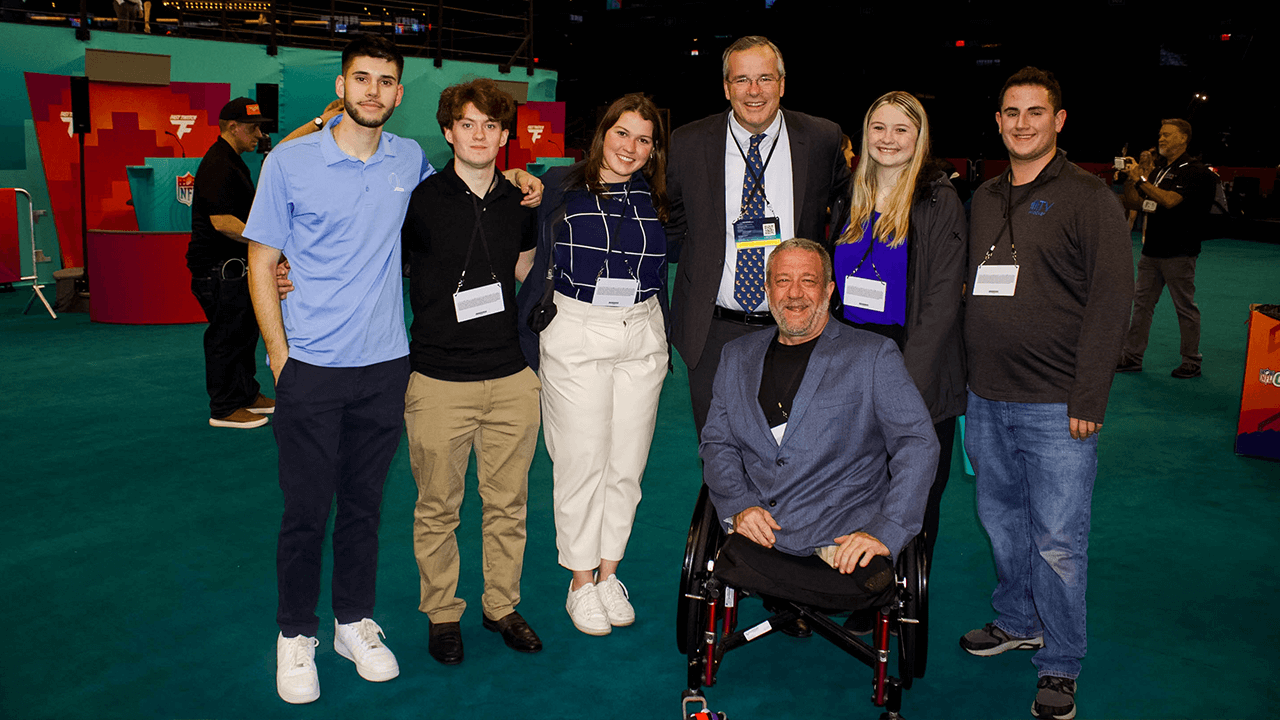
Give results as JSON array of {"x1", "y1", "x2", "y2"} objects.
[{"x1": 1115, "y1": 119, "x2": 1217, "y2": 380}]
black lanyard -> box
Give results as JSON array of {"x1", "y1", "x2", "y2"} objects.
[
  {"x1": 978, "y1": 172, "x2": 1031, "y2": 268},
  {"x1": 847, "y1": 216, "x2": 883, "y2": 281},
  {"x1": 731, "y1": 121, "x2": 781, "y2": 216},
  {"x1": 455, "y1": 172, "x2": 501, "y2": 294},
  {"x1": 596, "y1": 180, "x2": 637, "y2": 280}
]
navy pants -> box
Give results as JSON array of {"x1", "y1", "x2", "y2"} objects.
[{"x1": 274, "y1": 356, "x2": 410, "y2": 638}]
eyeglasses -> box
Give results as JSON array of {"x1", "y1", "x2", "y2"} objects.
[{"x1": 728, "y1": 75, "x2": 781, "y2": 89}]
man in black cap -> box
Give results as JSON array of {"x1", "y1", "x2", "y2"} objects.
[{"x1": 187, "y1": 96, "x2": 274, "y2": 428}]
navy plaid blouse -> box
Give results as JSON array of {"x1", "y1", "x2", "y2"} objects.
[{"x1": 553, "y1": 174, "x2": 666, "y2": 304}]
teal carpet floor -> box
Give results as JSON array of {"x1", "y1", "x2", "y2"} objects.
[{"x1": 1, "y1": 236, "x2": 1276, "y2": 719}]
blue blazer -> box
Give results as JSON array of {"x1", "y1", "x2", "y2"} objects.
[{"x1": 699, "y1": 319, "x2": 939, "y2": 560}]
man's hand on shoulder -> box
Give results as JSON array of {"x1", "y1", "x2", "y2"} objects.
[
  {"x1": 732, "y1": 506, "x2": 781, "y2": 548},
  {"x1": 503, "y1": 168, "x2": 543, "y2": 208},
  {"x1": 831, "y1": 532, "x2": 889, "y2": 574},
  {"x1": 1069, "y1": 417, "x2": 1101, "y2": 441}
]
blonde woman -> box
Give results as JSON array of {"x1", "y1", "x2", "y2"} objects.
[{"x1": 829, "y1": 91, "x2": 967, "y2": 568}]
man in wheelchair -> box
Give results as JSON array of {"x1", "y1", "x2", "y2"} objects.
[{"x1": 682, "y1": 238, "x2": 939, "y2": 717}]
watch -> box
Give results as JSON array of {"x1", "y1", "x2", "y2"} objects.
[{"x1": 313, "y1": 116, "x2": 324, "y2": 129}]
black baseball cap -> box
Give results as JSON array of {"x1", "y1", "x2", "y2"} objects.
[{"x1": 219, "y1": 97, "x2": 272, "y2": 123}]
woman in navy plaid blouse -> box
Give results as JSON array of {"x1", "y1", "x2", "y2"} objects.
[{"x1": 517, "y1": 94, "x2": 671, "y2": 636}]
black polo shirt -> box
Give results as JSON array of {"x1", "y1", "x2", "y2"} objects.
[
  {"x1": 187, "y1": 136, "x2": 255, "y2": 272},
  {"x1": 1143, "y1": 153, "x2": 1217, "y2": 258},
  {"x1": 403, "y1": 160, "x2": 537, "y2": 382}
]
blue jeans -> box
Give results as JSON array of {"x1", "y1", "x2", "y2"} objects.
[{"x1": 964, "y1": 390, "x2": 1096, "y2": 679}]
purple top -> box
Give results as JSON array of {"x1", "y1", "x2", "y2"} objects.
[{"x1": 833, "y1": 211, "x2": 907, "y2": 327}]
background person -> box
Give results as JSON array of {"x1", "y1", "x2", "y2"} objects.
[
  {"x1": 1116, "y1": 119, "x2": 1217, "y2": 379},
  {"x1": 516, "y1": 94, "x2": 669, "y2": 637},
  {"x1": 187, "y1": 97, "x2": 274, "y2": 429},
  {"x1": 828, "y1": 91, "x2": 967, "y2": 571}
]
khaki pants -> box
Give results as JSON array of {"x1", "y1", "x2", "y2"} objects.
[{"x1": 404, "y1": 367, "x2": 541, "y2": 623}]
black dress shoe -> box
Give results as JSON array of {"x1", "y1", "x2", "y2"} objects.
[
  {"x1": 482, "y1": 611, "x2": 543, "y2": 653},
  {"x1": 428, "y1": 621, "x2": 463, "y2": 665},
  {"x1": 777, "y1": 617, "x2": 812, "y2": 638}
]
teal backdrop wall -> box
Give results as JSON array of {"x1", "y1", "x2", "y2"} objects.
[{"x1": 0, "y1": 23, "x2": 558, "y2": 285}]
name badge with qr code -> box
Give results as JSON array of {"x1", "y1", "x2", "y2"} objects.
[
  {"x1": 453, "y1": 282, "x2": 504, "y2": 322},
  {"x1": 592, "y1": 277, "x2": 639, "y2": 307},
  {"x1": 733, "y1": 216, "x2": 782, "y2": 249},
  {"x1": 843, "y1": 275, "x2": 887, "y2": 313},
  {"x1": 1142, "y1": 199, "x2": 1157, "y2": 213},
  {"x1": 973, "y1": 265, "x2": 1019, "y2": 297}
]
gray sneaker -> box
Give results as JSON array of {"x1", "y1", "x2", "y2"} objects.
[
  {"x1": 959, "y1": 623, "x2": 1044, "y2": 656},
  {"x1": 1032, "y1": 675, "x2": 1076, "y2": 719}
]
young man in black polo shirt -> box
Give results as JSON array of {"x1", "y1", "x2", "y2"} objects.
[
  {"x1": 187, "y1": 97, "x2": 273, "y2": 428},
  {"x1": 400, "y1": 79, "x2": 542, "y2": 665}
]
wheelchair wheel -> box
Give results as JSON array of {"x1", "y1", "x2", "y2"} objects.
[
  {"x1": 676, "y1": 484, "x2": 724, "y2": 656},
  {"x1": 895, "y1": 534, "x2": 929, "y2": 684}
]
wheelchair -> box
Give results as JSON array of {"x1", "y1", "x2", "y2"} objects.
[{"x1": 677, "y1": 485, "x2": 928, "y2": 719}]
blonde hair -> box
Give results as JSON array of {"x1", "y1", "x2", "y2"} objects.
[{"x1": 838, "y1": 91, "x2": 931, "y2": 249}]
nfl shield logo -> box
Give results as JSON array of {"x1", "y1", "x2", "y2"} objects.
[{"x1": 176, "y1": 172, "x2": 195, "y2": 207}]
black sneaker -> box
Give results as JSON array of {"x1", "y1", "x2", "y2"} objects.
[
  {"x1": 1170, "y1": 362, "x2": 1201, "y2": 379},
  {"x1": 959, "y1": 623, "x2": 1044, "y2": 656},
  {"x1": 1032, "y1": 675, "x2": 1076, "y2": 719}
]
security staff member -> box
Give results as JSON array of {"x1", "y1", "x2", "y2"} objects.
[{"x1": 187, "y1": 96, "x2": 274, "y2": 428}]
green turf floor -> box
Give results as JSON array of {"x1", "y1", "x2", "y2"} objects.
[{"x1": 1, "y1": 236, "x2": 1277, "y2": 720}]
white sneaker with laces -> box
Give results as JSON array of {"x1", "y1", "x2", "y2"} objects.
[
  {"x1": 276, "y1": 633, "x2": 320, "y2": 704},
  {"x1": 565, "y1": 582, "x2": 612, "y2": 636},
  {"x1": 335, "y1": 618, "x2": 400, "y2": 682},
  {"x1": 596, "y1": 574, "x2": 635, "y2": 627}
]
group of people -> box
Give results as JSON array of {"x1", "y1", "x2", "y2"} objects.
[
  {"x1": 180, "y1": 30, "x2": 1209, "y2": 720},
  {"x1": 690, "y1": 42, "x2": 1133, "y2": 720}
]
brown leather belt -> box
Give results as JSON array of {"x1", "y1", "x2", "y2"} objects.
[{"x1": 713, "y1": 306, "x2": 775, "y2": 326}]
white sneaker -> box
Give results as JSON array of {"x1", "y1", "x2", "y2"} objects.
[
  {"x1": 335, "y1": 618, "x2": 400, "y2": 682},
  {"x1": 596, "y1": 574, "x2": 635, "y2": 627},
  {"x1": 565, "y1": 582, "x2": 612, "y2": 636},
  {"x1": 276, "y1": 633, "x2": 319, "y2": 704}
]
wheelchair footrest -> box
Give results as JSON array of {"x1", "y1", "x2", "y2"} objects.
[{"x1": 682, "y1": 692, "x2": 728, "y2": 719}]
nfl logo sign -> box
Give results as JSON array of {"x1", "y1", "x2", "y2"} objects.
[{"x1": 176, "y1": 172, "x2": 195, "y2": 207}]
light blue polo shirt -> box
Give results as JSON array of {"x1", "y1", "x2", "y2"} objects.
[{"x1": 245, "y1": 115, "x2": 435, "y2": 368}]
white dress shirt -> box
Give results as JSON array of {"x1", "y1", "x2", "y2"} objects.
[{"x1": 717, "y1": 111, "x2": 795, "y2": 312}]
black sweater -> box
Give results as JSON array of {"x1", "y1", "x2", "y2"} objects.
[{"x1": 964, "y1": 150, "x2": 1133, "y2": 424}]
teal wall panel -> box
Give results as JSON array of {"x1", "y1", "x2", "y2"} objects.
[{"x1": 0, "y1": 23, "x2": 557, "y2": 281}]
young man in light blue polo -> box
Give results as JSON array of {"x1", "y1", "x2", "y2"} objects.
[{"x1": 245, "y1": 34, "x2": 425, "y2": 705}]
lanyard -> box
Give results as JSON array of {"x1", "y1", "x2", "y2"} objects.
[
  {"x1": 731, "y1": 121, "x2": 781, "y2": 217},
  {"x1": 455, "y1": 172, "x2": 501, "y2": 294},
  {"x1": 595, "y1": 180, "x2": 638, "y2": 280},
  {"x1": 847, "y1": 214, "x2": 883, "y2": 281},
  {"x1": 978, "y1": 172, "x2": 1031, "y2": 268},
  {"x1": 1152, "y1": 159, "x2": 1188, "y2": 187}
]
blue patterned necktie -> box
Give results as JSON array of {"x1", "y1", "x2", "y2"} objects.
[{"x1": 734, "y1": 132, "x2": 767, "y2": 311}]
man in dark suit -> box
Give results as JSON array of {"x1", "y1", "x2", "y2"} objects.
[
  {"x1": 700, "y1": 239, "x2": 938, "y2": 570},
  {"x1": 667, "y1": 36, "x2": 852, "y2": 435}
]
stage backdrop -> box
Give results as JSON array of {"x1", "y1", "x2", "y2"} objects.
[{"x1": 25, "y1": 73, "x2": 227, "y2": 270}]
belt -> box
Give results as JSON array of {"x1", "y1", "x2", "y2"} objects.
[{"x1": 713, "y1": 306, "x2": 775, "y2": 326}]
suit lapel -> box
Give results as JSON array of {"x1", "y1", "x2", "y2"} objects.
[
  {"x1": 785, "y1": 109, "x2": 809, "y2": 234},
  {"x1": 740, "y1": 330, "x2": 776, "y2": 447},
  {"x1": 710, "y1": 111, "x2": 728, "y2": 233},
  {"x1": 779, "y1": 319, "x2": 840, "y2": 444}
]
